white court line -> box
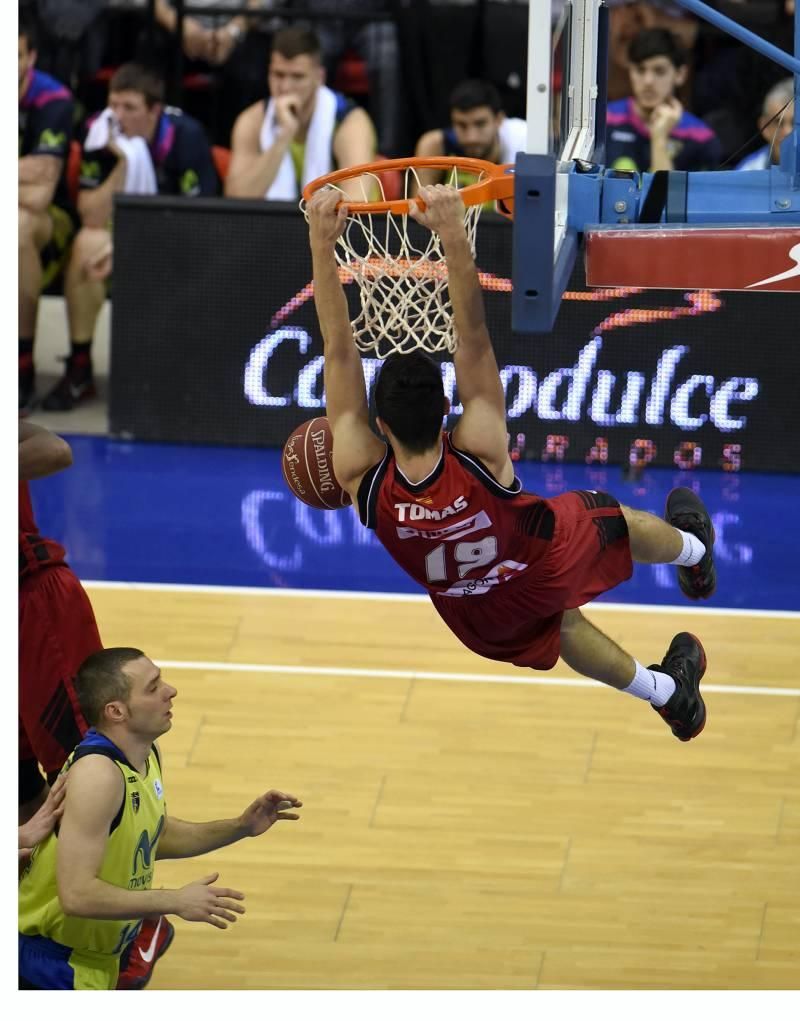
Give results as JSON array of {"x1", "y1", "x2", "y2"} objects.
[
  {"x1": 158, "y1": 659, "x2": 800, "y2": 698},
  {"x1": 84, "y1": 580, "x2": 800, "y2": 620}
]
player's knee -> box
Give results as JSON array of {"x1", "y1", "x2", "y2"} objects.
[
  {"x1": 72, "y1": 226, "x2": 108, "y2": 263},
  {"x1": 560, "y1": 608, "x2": 584, "y2": 634},
  {"x1": 18, "y1": 207, "x2": 39, "y2": 248}
]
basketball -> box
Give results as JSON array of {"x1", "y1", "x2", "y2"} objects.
[{"x1": 281, "y1": 417, "x2": 351, "y2": 510}]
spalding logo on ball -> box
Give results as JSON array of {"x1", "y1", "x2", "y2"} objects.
[{"x1": 282, "y1": 416, "x2": 351, "y2": 510}]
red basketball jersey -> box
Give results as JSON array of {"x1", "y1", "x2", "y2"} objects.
[
  {"x1": 357, "y1": 432, "x2": 557, "y2": 601},
  {"x1": 19, "y1": 480, "x2": 66, "y2": 581}
]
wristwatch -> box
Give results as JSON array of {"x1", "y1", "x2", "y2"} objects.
[{"x1": 226, "y1": 22, "x2": 243, "y2": 42}]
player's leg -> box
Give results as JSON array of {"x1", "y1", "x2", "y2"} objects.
[
  {"x1": 19, "y1": 566, "x2": 99, "y2": 782},
  {"x1": 43, "y1": 226, "x2": 107, "y2": 411},
  {"x1": 620, "y1": 488, "x2": 716, "y2": 599},
  {"x1": 18, "y1": 207, "x2": 53, "y2": 411},
  {"x1": 559, "y1": 608, "x2": 706, "y2": 741}
]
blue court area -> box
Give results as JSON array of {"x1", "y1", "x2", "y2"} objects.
[{"x1": 31, "y1": 434, "x2": 798, "y2": 612}]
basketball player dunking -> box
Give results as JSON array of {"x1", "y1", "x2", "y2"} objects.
[{"x1": 307, "y1": 185, "x2": 717, "y2": 740}]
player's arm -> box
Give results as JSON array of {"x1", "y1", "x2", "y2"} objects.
[
  {"x1": 19, "y1": 98, "x2": 74, "y2": 213},
  {"x1": 412, "y1": 129, "x2": 446, "y2": 192},
  {"x1": 78, "y1": 140, "x2": 127, "y2": 229},
  {"x1": 408, "y1": 185, "x2": 513, "y2": 485},
  {"x1": 19, "y1": 421, "x2": 73, "y2": 481},
  {"x1": 18, "y1": 154, "x2": 62, "y2": 214},
  {"x1": 56, "y1": 757, "x2": 246, "y2": 928},
  {"x1": 331, "y1": 107, "x2": 377, "y2": 203},
  {"x1": 226, "y1": 102, "x2": 292, "y2": 199},
  {"x1": 307, "y1": 188, "x2": 386, "y2": 496},
  {"x1": 157, "y1": 789, "x2": 302, "y2": 859},
  {"x1": 648, "y1": 98, "x2": 682, "y2": 172},
  {"x1": 19, "y1": 774, "x2": 66, "y2": 861}
]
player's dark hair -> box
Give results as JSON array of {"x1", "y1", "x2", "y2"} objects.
[
  {"x1": 75, "y1": 647, "x2": 146, "y2": 726},
  {"x1": 449, "y1": 79, "x2": 503, "y2": 115},
  {"x1": 271, "y1": 26, "x2": 322, "y2": 63},
  {"x1": 374, "y1": 352, "x2": 446, "y2": 454},
  {"x1": 109, "y1": 63, "x2": 165, "y2": 107},
  {"x1": 628, "y1": 28, "x2": 686, "y2": 69},
  {"x1": 19, "y1": 15, "x2": 38, "y2": 51}
]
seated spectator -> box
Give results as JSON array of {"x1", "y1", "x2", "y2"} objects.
[
  {"x1": 44, "y1": 63, "x2": 218, "y2": 412},
  {"x1": 154, "y1": 0, "x2": 258, "y2": 65},
  {"x1": 18, "y1": 17, "x2": 77, "y2": 414},
  {"x1": 225, "y1": 27, "x2": 376, "y2": 203},
  {"x1": 306, "y1": 0, "x2": 405, "y2": 157},
  {"x1": 605, "y1": 0, "x2": 699, "y2": 103},
  {"x1": 153, "y1": 0, "x2": 271, "y2": 145},
  {"x1": 416, "y1": 78, "x2": 527, "y2": 164},
  {"x1": 414, "y1": 79, "x2": 527, "y2": 192},
  {"x1": 735, "y1": 78, "x2": 795, "y2": 170},
  {"x1": 606, "y1": 28, "x2": 720, "y2": 173}
]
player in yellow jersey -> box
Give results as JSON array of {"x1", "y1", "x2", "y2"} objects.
[{"x1": 19, "y1": 646, "x2": 302, "y2": 990}]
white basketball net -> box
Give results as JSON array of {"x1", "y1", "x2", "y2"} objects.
[{"x1": 307, "y1": 164, "x2": 487, "y2": 358}]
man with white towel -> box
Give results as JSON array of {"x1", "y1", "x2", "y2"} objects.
[
  {"x1": 43, "y1": 64, "x2": 218, "y2": 412},
  {"x1": 225, "y1": 26, "x2": 376, "y2": 203}
]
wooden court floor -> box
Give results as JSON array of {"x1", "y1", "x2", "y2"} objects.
[{"x1": 86, "y1": 584, "x2": 800, "y2": 991}]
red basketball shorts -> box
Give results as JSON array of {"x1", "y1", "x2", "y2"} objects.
[
  {"x1": 431, "y1": 490, "x2": 633, "y2": 670},
  {"x1": 19, "y1": 564, "x2": 102, "y2": 778}
]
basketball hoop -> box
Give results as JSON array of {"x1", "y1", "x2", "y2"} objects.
[{"x1": 302, "y1": 157, "x2": 515, "y2": 357}]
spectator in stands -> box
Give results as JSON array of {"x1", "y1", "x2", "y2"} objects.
[
  {"x1": 18, "y1": 17, "x2": 77, "y2": 415},
  {"x1": 305, "y1": 0, "x2": 405, "y2": 157},
  {"x1": 154, "y1": 0, "x2": 266, "y2": 65},
  {"x1": 605, "y1": 0, "x2": 699, "y2": 103},
  {"x1": 225, "y1": 26, "x2": 376, "y2": 203},
  {"x1": 606, "y1": 28, "x2": 720, "y2": 173},
  {"x1": 45, "y1": 63, "x2": 218, "y2": 412},
  {"x1": 735, "y1": 78, "x2": 795, "y2": 171},
  {"x1": 153, "y1": 0, "x2": 271, "y2": 145},
  {"x1": 413, "y1": 79, "x2": 527, "y2": 191}
]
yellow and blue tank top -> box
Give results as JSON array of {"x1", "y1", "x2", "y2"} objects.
[{"x1": 18, "y1": 729, "x2": 166, "y2": 990}]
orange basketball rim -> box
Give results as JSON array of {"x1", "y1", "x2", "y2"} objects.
[{"x1": 303, "y1": 156, "x2": 516, "y2": 218}]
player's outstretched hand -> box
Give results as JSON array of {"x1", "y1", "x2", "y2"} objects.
[
  {"x1": 238, "y1": 789, "x2": 303, "y2": 837},
  {"x1": 307, "y1": 187, "x2": 348, "y2": 249},
  {"x1": 174, "y1": 873, "x2": 246, "y2": 929},
  {"x1": 408, "y1": 184, "x2": 466, "y2": 242}
]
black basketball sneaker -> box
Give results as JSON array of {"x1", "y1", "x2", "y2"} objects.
[
  {"x1": 665, "y1": 487, "x2": 716, "y2": 600},
  {"x1": 651, "y1": 632, "x2": 707, "y2": 741},
  {"x1": 41, "y1": 355, "x2": 96, "y2": 412}
]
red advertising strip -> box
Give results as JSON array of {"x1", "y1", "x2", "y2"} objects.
[{"x1": 585, "y1": 226, "x2": 800, "y2": 292}]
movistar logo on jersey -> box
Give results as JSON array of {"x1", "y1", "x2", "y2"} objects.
[
  {"x1": 394, "y1": 495, "x2": 467, "y2": 522},
  {"x1": 38, "y1": 128, "x2": 66, "y2": 151},
  {"x1": 132, "y1": 814, "x2": 165, "y2": 875},
  {"x1": 180, "y1": 169, "x2": 200, "y2": 195},
  {"x1": 80, "y1": 159, "x2": 102, "y2": 180}
]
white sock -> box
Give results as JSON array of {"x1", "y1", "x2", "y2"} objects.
[
  {"x1": 623, "y1": 660, "x2": 677, "y2": 707},
  {"x1": 669, "y1": 529, "x2": 706, "y2": 567}
]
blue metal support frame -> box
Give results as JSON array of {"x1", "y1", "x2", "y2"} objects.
[
  {"x1": 512, "y1": 153, "x2": 579, "y2": 334},
  {"x1": 512, "y1": 2, "x2": 799, "y2": 333}
]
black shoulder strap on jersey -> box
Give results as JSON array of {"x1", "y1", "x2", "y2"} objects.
[
  {"x1": 356, "y1": 451, "x2": 390, "y2": 529},
  {"x1": 447, "y1": 436, "x2": 521, "y2": 501}
]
